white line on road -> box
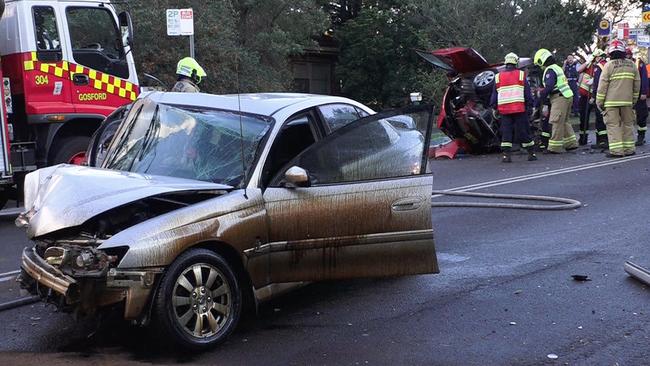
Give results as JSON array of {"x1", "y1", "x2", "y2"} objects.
[
  {"x1": 433, "y1": 153, "x2": 650, "y2": 198},
  {"x1": 0, "y1": 207, "x2": 23, "y2": 218},
  {"x1": 0, "y1": 270, "x2": 20, "y2": 278}
]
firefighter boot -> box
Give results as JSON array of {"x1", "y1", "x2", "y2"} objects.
[
  {"x1": 636, "y1": 131, "x2": 646, "y2": 147},
  {"x1": 540, "y1": 136, "x2": 549, "y2": 151},
  {"x1": 527, "y1": 149, "x2": 538, "y2": 161},
  {"x1": 579, "y1": 133, "x2": 588, "y2": 146},
  {"x1": 502, "y1": 149, "x2": 512, "y2": 163}
]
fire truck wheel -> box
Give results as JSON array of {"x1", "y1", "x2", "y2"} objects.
[{"x1": 51, "y1": 136, "x2": 91, "y2": 165}]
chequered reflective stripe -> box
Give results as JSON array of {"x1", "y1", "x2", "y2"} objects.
[
  {"x1": 541, "y1": 132, "x2": 551, "y2": 138},
  {"x1": 597, "y1": 130, "x2": 608, "y2": 136},
  {"x1": 23, "y1": 52, "x2": 137, "y2": 101},
  {"x1": 521, "y1": 141, "x2": 535, "y2": 148},
  {"x1": 501, "y1": 142, "x2": 513, "y2": 148}
]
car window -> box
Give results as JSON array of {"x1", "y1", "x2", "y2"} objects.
[
  {"x1": 318, "y1": 104, "x2": 362, "y2": 133},
  {"x1": 262, "y1": 112, "x2": 318, "y2": 187},
  {"x1": 33, "y1": 6, "x2": 61, "y2": 51},
  {"x1": 66, "y1": 7, "x2": 128, "y2": 79},
  {"x1": 271, "y1": 107, "x2": 433, "y2": 186}
]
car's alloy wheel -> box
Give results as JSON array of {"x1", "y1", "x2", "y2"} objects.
[
  {"x1": 474, "y1": 70, "x2": 495, "y2": 88},
  {"x1": 154, "y1": 249, "x2": 241, "y2": 349},
  {"x1": 173, "y1": 263, "x2": 232, "y2": 339}
]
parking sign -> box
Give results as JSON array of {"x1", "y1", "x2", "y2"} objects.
[{"x1": 167, "y1": 8, "x2": 194, "y2": 36}]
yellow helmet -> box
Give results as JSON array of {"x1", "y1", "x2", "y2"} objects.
[
  {"x1": 533, "y1": 49, "x2": 553, "y2": 67},
  {"x1": 176, "y1": 57, "x2": 207, "y2": 84},
  {"x1": 504, "y1": 52, "x2": 519, "y2": 65}
]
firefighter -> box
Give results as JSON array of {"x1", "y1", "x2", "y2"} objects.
[
  {"x1": 534, "y1": 48, "x2": 578, "y2": 153},
  {"x1": 576, "y1": 49, "x2": 605, "y2": 145},
  {"x1": 627, "y1": 48, "x2": 649, "y2": 146},
  {"x1": 491, "y1": 52, "x2": 537, "y2": 163},
  {"x1": 596, "y1": 40, "x2": 640, "y2": 157},
  {"x1": 590, "y1": 49, "x2": 610, "y2": 149},
  {"x1": 172, "y1": 57, "x2": 206, "y2": 93}
]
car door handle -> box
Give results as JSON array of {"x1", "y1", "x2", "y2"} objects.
[
  {"x1": 72, "y1": 74, "x2": 89, "y2": 86},
  {"x1": 391, "y1": 197, "x2": 423, "y2": 211}
]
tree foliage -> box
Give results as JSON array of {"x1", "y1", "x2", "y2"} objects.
[
  {"x1": 333, "y1": 0, "x2": 600, "y2": 109},
  {"x1": 125, "y1": 0, "x2": 328, "y2": 93},
  {"x1": 335, "y1": 3, "x2": 439, "y2": 109}
]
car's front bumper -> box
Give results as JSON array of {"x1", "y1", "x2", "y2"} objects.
[
  {"x1": 19, "y1": 246, "x2": 162, "y2": 320},
  {"x1": 20, "y1": 246, "x2": 79, "y2": 300}
]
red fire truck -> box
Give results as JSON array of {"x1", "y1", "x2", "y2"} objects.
[{"x1": 0, "y1": 0, "x2": 137, "y2": 208}]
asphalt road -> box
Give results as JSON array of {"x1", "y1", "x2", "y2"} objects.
[{"x1": 1, "y1": 145, "x2": 650, "y2": 365}]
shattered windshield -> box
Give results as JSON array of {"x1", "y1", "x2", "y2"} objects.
[{"x1": 103, "y1": 102, "x2": 272, "y2": 187}]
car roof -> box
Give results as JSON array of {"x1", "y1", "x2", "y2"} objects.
[{"x1": 144, "y1": 92, "x2": 367, "y2": 118}]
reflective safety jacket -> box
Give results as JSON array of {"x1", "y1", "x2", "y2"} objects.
[
  {"x1": 596, "y1": 58, "x2": 640, "y2": 109},
  {"x1": 495, "y1": 70, "x2": 526, "y2": 114},
  {"x1": 578, "y1": 65, "x2": 594, "y2": 97},
  {"x1": 592, "y1": 60, "x2": 607, "y2": 96},
  {"x1": 543, "y1": 64, "x2": 573, "y2": 98}
]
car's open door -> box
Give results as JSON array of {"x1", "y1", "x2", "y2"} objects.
[{"x1": 247, "y1": 105, "x2": 438, "y2": 284}]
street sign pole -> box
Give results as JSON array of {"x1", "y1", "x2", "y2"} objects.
[{"x1": 190, "y1": 35, "x2": 195, "y2": 59}]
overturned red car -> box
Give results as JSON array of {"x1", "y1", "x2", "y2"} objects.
[{"x1": 418, "y1": 48, "x2": 542, "y2": 159}]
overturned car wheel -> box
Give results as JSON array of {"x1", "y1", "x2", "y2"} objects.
[{"x1": 154, "y1": 248, "x2": 241, "y2": 349}]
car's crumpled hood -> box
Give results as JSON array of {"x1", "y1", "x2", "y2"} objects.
[{"x1": 20, "y1": 164, "x2": 232, "y2": 238}]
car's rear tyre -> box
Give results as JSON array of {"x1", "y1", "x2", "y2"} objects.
[
  {"x1": 473, "y1": 70, "x2": 496, "y2": 95},
  {"x1": 50, "y1": 136, "x2": 91, "y2": 165},
  {"x1": 153, "y1": 248, "x2": 241, "y2": 350}
]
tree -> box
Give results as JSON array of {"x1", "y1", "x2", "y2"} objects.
[
  {"x1": 124, "y1": 0, "x2": 328, "y2": 93},
  {"x1": 335, "y1": 3, "x2": 440, "y2": 109},
  {"x1": 586, "y1": 0, "x2": 643, "y2": 24},
  {"x1": 335, "y1": 0, "x2": 599, "y2": 109},
  {"x1": 412, "y1": 0, "x2": 599, "y2": 62}
]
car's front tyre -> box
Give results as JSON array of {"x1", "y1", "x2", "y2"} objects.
[{"x1": 153, "y1": 248, "x2": 241, "y2": 350}]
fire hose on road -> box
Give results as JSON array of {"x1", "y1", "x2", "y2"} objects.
[{"x1": 431, "y1": 191, "x2": 582, "y2": 211}]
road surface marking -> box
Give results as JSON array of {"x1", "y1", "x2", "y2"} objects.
[
  {"x1": 0, "y1": 270, "x2": 20, "y2": 278},
  {"x1": 433, "y1": 153, "x2": 650, "y2": 197},
  {"x1": 437, "y1": 252, "x2": 470, "y2": 263}
]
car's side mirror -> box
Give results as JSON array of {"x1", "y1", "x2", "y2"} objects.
[
  {"x1": 118, "y1": 11, "x2": 134, "y2": 48},
  {"x1": 284, "y1": 166, "x2": 310, "y2": 188}
]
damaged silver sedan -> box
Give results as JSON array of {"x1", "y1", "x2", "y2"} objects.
[{"x1": 17, "y1": 92, "x2": 438, "y2": 349}]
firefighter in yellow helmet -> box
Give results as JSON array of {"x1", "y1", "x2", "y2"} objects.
[
  {"x1": 534, "y1": 48, "x2": 578, "y2": 153},
  {"x1": 596, "y1": 40, "x2": 641, "y2": 157},
  {"x1": 172, "y1": 57, "x2": 206, "y2": 93}
]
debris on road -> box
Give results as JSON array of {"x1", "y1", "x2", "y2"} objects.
[
  {"x1": 571, "y1": 274, "x2": 591, "y2": 282},
  {"x1": 547, "y1": 353, "x2": 559, "y2": 360},
  {"x1": 513, "y1": 289, "x2": 523, "y2": 295},
  {"x1": 509, "y1": 321, "x2": 517, "y2": 326}
]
